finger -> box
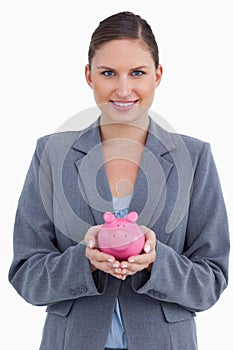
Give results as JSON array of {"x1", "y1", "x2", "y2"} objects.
[
  {"x1": 126, "y1": 251, "x2": 155, "y2": 274},
  {"x1": 144, "y1": 228, "x2": 156, "y2": 241},
  {"x1": 113, "y1": 273, "x2": 126, "y2": 280},
  {"x1": 144, "y1": 230, "x2": 156, "y2": 253},
  {"x1": 84, "y1": 224, "x2": 102, "y2": 247},
  {"x1": 87, "y1": 256, "x2": 116, "y2": 274},
  {"x1": 139, "y1": 226, "x2": 156, "y2": 253},
  {"x1": 139, "y1": 225, "x2": 150, "y2": 234},
  {"x1": 87, "y1": 239, "x2": 95, "y2": 249},
  {"x1": 144, "y1": 243, "x2": 151, "y2": 254},
  {"x1": 143, "y1": 239, "x2": 155, "y2": 254},
  {"x1": 115, "y1": 274, "x2": 127, "y2": 280},
  {"x1": 86, "y1": 247, "x2": 116, "y2": 263},
  {"x1": 127, "y1": 254, "x2": 151, "y2": 266}
]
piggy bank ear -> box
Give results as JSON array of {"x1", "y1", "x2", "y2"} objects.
[
  {"x1": 103, "y1": 212, "x2": 116, "y2": 223},
  {"x1": 126, "y1": 211, "x2": 138, "y2": 223}
]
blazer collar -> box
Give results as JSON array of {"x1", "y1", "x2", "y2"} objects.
[
  {"x1": 72, "y1": 116, "x2": 175, "y2": 156},
  {"x1": 72, "y1": 116, "x2": 175, "y2": 227},
  {"x1": 72, "y1": 118, "x2": 101, "y2": 154}
]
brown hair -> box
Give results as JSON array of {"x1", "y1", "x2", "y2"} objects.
[{"x1": 88, "y1": 11, "x2": 159, "y2": 69}]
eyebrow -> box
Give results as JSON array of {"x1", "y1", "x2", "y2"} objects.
[{"x1": 96, "y1": 65, "x2": 149, "y2": 70}]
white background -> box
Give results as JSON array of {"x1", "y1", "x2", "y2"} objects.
[{"x1": 1, "y1": 0, "x2": 232, "y2": 349}]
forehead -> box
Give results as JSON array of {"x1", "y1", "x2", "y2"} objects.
[{"x1": 91, "y1": 39, "x2": 154, "y2": 68}]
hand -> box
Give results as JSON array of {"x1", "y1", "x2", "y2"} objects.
[
  {"x1": 84, "y1": 225, "x2": 156, "y2": 280},
  {"x1": 116, "y1": 226, "x2": 156, "y2": 280},
  {"x1": 84, "y1": 225, "x2": 121, "y2": 277}
]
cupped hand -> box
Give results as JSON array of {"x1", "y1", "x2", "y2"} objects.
[
  {"x1": 84, "y1": 225, "x2": 156, "y2": 280},
  {"x1": 84, "y1": 225, "x2": 121, "y2": 277},
  {"x1": 117, "y1": 226, "x2": 156, "y2": 279}
]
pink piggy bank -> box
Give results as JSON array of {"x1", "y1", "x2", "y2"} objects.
[{"x1": 97, "y1": 211, "x2": 145, "y2": 260}]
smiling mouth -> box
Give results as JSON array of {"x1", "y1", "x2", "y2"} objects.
[
  {"x1": 111, "y1": 100, "x2": 138, "y2": 106},
  {"x1": 110, "y1": 100, "x2": 139, "y2": 110}
]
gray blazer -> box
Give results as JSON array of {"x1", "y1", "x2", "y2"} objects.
[{"x1": 9, "y1": 117, "x2": 230, "y2": 350}]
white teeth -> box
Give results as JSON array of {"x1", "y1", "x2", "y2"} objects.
[{"x1": 113, "y1": 101, "x2": 134, "y2": 107}]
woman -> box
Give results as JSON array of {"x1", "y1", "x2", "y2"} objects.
[{"x1": 9, "y1": 11, "x2": 230, "y2": 350}]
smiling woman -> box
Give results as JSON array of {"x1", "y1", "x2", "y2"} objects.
[
  {"x1": 8, "y1": 11, "x2": 230, "y2": 350},
  {"x1": 85, "y1": 39, "x2": 162, "y2": 124},
  {"x1": 85, "y1": 11, "x2": 162, "y2": 130},
  {"x1": 86, "y1": 33, "x2": 162, "y2": 129}
]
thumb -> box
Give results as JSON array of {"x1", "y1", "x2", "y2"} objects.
[
  {"x1": 85, "y1": 224, "x2": 102, "y2": 248},
  {"x1": 143, "y1": 229, "x2": 156, "y2": 253}
]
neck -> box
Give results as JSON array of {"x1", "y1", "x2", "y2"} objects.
[{"x1": 99, "y1": 115, "x2": 150, "y2": 145}]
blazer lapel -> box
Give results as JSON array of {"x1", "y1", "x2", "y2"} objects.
[
  {"x1": 73, "y1": 119, "x2": 113, "y2": 225},
  {"x1": 72, "y1": 117, "x2": 176, "y2": 228},
  {"x1": 129, "y1": 118, "x2": 175, "y2": 227}
]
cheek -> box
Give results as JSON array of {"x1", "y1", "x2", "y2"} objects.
[
  {"x1": 144, "y1": 79, "x2": 156, "y2": 92},
  {"x1": 93, "y1": 80, "x2": 115, "y2": 102},
  {"x1": 135, "y1": 77, "x2": 156, "y2": 95},
  {"x1": 92, "y1": 82, "x2": 105, "y2": 101},
  {"x1": 140, "y1": 82, "x2": 155, "y2": 101},
  {"x1": 93, "y1": 79, "x2": 108, "y2": 93},
  {"x1": 138, "y1": 81, "x2": 155, "y2": 108}
]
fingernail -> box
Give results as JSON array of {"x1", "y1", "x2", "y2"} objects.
[
  {"x1": 107, "y1": 258, "x2": 114, "y2": 263},
  {"x1": 113, "y1": 262, "x2": 119, "y2": 267},
  {"x1": 129, "y1": 258, "x2": 135, "y2": 263},
  {"x1": 144, "y1": 245, "x2": 150, "y2": 253},
  {"x1": 88, "y1": 240, "x2": 94, "y2": 248},
  {"x1": 121, "y1": 263, "x2": 127, "y2": 268}
]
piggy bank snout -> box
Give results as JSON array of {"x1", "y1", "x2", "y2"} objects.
[
  {"x1": 104, "y1": 228, "x2": 131, "y2": 243},
  {"x1": 98, "y1": 211, "x2": 145, "y2": 260},
  {"x1": 98, "y1": 226, "x2": 144, "y2": 247},
  {"x1": 112, "y1": 228, "x2": 129, "y2": 240}
]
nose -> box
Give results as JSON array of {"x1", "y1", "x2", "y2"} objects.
[{"x1": 116, "y1": 75, "x2": 132, "y2": 98}]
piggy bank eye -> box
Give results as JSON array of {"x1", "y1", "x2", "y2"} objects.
[
  {"x1": 117, "y1": 224, "x2": 120, "y2": 227},
  {"x1": 125, "y1": 234, "x2": 127, "y2": 237}
]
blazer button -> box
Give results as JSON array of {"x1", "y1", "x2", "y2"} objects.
[
  {"x1": 77, "y1": 285, "x2": 88, "y2": 294},
  {"x1": 160, "y1": 293, "x2": 167, "y2": 298},
  {"x1": 69, "y1": 285, "x2": 88, "y2": 296},
  {"x1": 148, "y1": 289, "x2": 167, "y2": 298}
]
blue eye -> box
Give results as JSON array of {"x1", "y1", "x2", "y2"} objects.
[
  {"x1": 132, "y1": 70, "x2": 145, "y2": 76},
  {"x1": 102, "y1": 71, "x2": 115, "y2": 77}
]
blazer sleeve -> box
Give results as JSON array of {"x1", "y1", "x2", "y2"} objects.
[
  {"x1": 132, "y1": 142, "x2": 230, "y2": 312},
  {"x1": 8, "y1": 137, "x2": 106, "y2": 306}
]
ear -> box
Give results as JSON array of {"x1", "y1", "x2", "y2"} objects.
[
  {"x1": 85, "y1": 64, "x2": 93, "y2": 89},
  {"x1": 154, "y1": 64, "x2": 163, "y2": 89},
  {"x1": 103, "y1": 212, "x2": 116, "y2": 224},
  {"x1": 126, "y1": 211, "x2": 138, "y2": 223}
]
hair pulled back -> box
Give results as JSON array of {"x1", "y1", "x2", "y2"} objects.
[{"x1": 88, "y1": 11, "x2": 159, "y2": 69}]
